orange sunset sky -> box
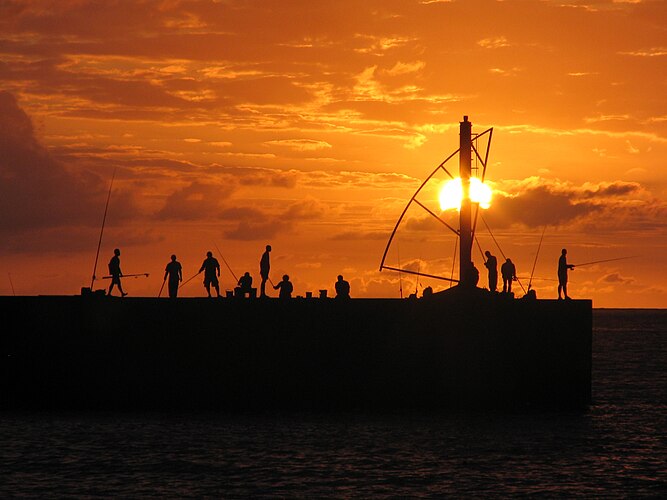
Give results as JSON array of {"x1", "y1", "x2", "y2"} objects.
[{"x1": 1, "y1": 0, "x2": 666, "y2": 307}]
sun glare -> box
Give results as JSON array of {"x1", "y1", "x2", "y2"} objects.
[{"x1": 438, "y1": 178, "x2": 492, "y2": 211}]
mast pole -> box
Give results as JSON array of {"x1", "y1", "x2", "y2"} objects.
[{"x1": 459, "y1": 115, "x2": 473, "y2": 286}]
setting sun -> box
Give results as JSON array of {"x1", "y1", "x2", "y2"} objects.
[{"x1": 439, "y1": 178, "x2": 493, "y2": 211}]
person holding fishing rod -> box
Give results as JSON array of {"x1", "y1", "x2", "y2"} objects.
[
  {"x1": 108, "y1": 248, "x2": 128, "y2": 297},
  {"x1": 163, "y1": 254, "x2": 182, "y2": 298},
  {"x1": 558, "y1": 248, "x2": 575, "y2": 300},
  {"x1": 199, "y1": 251, "x2": 221, "y2": 298}
]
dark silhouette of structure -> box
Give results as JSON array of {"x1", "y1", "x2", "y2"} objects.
[
  {"x1": 108, "y1": 248, "x2": 127, "y2": 297},
  {"x1": 260, "y1": 245, "x2": 271, "y2": 297},
  {"x1": 274, "y1": 274, "x2": 293, "y2": 299},
  {"x1": 501, "y1": 258, "x2": 516, "y2": 294},
  {"x1": 484, "y1": 251, "x2": 498, "y2": 292},
  {"x1": 335, "y1": 275, "x2": 351, "y2": 299},
  {"x1": 164, "y1": 254, "x2": 182, "y2": 299},
  {"x1": 558, "y1": 248, "x2": 575, "y2": 300},
  {"x1": 236, "y1": 272, "x2": 256, "y2": 298},
  {"x1": 199, "y1": 251, "x2": 221, "y2": 298},
  {"x1": 0, "y1": 116, "x2": 593, "y2": 412}
]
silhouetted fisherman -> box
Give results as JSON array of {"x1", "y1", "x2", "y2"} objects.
[
  {"x1": 164, "y1": 254, "x2": 182, "y2": 298},
  {"x1": 558, "y1": 248, "x2": 575, "y2": 300},
  {"x1": 259, "y1": 244, "x2": 271, "y2": 297},
  {"x1": 108, "y1": 248, "x2": 127, "y2": 297},
  {"x1": 501, "y1": 258, "x2": 516, "y2": 293},
  {"x1": 199, "y1": 251, "x2": 221, "y2": 298},
  {"x1": 484, "y1": 250, "x2": 498, "y2": 292},
  {"x1": 274, "y1": 274, "x2": 293, "y2": 299},
  {"x1": 237, "y1": 271, "x2": 253, "y2": 296},
  {"x1": 335, "y1": 275, "x2": 350, "y2": 299}
]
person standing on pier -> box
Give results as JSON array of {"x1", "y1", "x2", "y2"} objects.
[
  {"x1": 484, "y1": 250, "x2": 498, "y2": 292},
  {"x1": 259, "y1": 244, "x2": 271, "y2": 297},
  {"x1": 199, "y1": 251, "x2": 221, "y2": 298},
  {"x1": 108, "y1": 248, "x2": 127, "y2": 297},
  {"x1": 501, "y1": 258, "x2": 516, "y2": 294},
  {"x1": 558, "y1": 248, "x2": 575, "y2": 300},
  {"x1": 164, "y1": 254, "x2": 182, "y2": 299}
]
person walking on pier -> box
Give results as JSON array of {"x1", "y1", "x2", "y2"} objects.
[
  {"x1": 274, "y1": 274, "x2": 293, "y2": 299},
  {"x1": 199, "y1": 251, "x2": 221, "y2": 298},
  {"x1": 501, "y1": 258, "x2": 516, "y2": 294},
  {"x1": 164, "y1": 254, "x2": 182, "y2": 298},
  {"x1": 484, "y1": 250, "x2": 498, "y2": 292},
  {"x1": 335, "y1": 275, "x2": 350, "y2": 299},
  {"x1": 558, "y1": 248, "x2": 575, "y2": 300},
  {"x1": 108, "y1": 248, "x2": 127, "y2": 297},
  {"x1": 259, "y1": 244, "x2": 271, "y2": 297}
]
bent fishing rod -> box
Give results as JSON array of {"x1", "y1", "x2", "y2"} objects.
[
  {"x1": 101, "y1": 273, "x2": 149, "y2": 279},
  {"x1": 571, "y1": 256, "x2": 637, "y2": 268},
  {"x1": 90, "y1": 168, "x2": 116, "y2": 289}
]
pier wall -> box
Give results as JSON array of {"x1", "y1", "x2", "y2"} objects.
[{"x1": 0, "y1": 296, "x2": 591, "y2": 410}]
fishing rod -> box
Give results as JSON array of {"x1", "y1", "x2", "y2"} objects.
[
  {"x1": 8, "y1": 273, "x2": 16, "y2": 296},
  {"x1": 179, "y1": 271, "x2": 202, "y2": 289},
  {"x1": 101, "y1": 273, "x2": 149, "y2": 279},
  {"x1": 571, "y1": 256, "x2": 637, "y2": 268},
  {"x1": 528, "y1": 226, "x2": 547, "y2": 291},
  {"x1": 158, "y1": 278, "x2": 166, "y2": 298},
  {"x1": 397, "y1": 244, "x2": 403, "y2": 298},
  {"x1": 90, "y1": 168, "x2": 116, "y2": 289},
  {"x1": 214, "y1": 242, "x2": 239, "y2": 283}
]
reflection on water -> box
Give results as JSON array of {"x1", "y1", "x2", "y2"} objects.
[{"x1": 1, "y1": 310, "x2": 665, "y2": 497}]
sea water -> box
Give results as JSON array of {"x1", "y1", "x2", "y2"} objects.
[{"x1": 1, "y1": 309, "x2": 665, "y2": 497}]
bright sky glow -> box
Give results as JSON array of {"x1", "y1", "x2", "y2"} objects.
[{"x1": 439, "y1": 178, "x2": 493, "y2": 211}]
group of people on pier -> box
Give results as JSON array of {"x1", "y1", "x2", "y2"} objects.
[
  {"x1": 107, "y1": 244, "x2": 351, "y2": 300},
  {"x1": 108, "y1": 246, "x2": 574, "y2": 300},
  {"x1": 476, "y1": 248, "x2": 575, "y2": 299}
]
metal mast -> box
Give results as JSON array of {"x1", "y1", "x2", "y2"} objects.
[{"x1": 459, "y1": 116, "x2": 473, "y2": 285}]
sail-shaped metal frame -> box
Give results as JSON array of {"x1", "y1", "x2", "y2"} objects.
[{"x1": 379, "y1": 126, "x2": 493, "y2": 283}]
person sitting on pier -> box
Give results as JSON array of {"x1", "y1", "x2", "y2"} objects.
[
  {"x1": 501, "y1": 258, "x2": 516, "y2": 294},
  {"x1": 108, "y1": 248, "x2": 127, "y2": 297},
  {"x1": 558, "y1": 248, "x2": 575, "y2": 300},
  {"x1": 484, "y1": 250, "x2": 498, "y2": 292},
  {"x1": 273, "y1": 274, "x2": 293, "y2": 299},
  {"x1": 199, "y1": 251, "x2": 221, "y2": 298},
  {"x1": 164, "y1": 254, "x2": 182, "y2": 299},
  {"x1": 236, "y1": 271, "x2": 255, "y2": 298},
  {"x1": 260, "y1": 244, "x2": 271, "y2": 297},
  {"x1": 335, "y1": 275, "x2": 350, "y2": 299}
]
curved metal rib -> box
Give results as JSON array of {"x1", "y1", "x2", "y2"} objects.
[{"x1": 379, "y1": 148, "x2": 460, "y2": 271}]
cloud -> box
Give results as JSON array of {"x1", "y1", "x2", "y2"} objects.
[
  {"x1": 0, "y1": 91, "x2": 107, "y2": 236},
  {"x1": 155, "y1": 180, "x2": 235, "y2": 220},
  {"x1": 264, "y1": 139, "x2": 332, "y2": 152}
]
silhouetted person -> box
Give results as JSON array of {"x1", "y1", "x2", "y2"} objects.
[
  {"x1": 164, "y1": 254, "x2": 182, "y2": 298},
  {"x1": 558, "y1": 248, "x2": 575, "y2": 300},
  {"x1": 260, "y1": 244, "x2": 271, "y2": 297},
  {"x1": 199, "y1": 251, "x2": 221, "y2": 297},
  {"x1": 238, "y1": 271, "x2": 252, "y2": 292},
  {"x1": 501, "y1": 258, "x2": 516, "y2": 293},
  {"x1": 108, "y1": 248, "x2": 127, "y2": 297},
  {"x1": 274, "y1": 274, "x2": 293, "y2": 299},
  {"x1": 470, "y1": 262, "x2": 479, "y2": 287},
  {"x1": 484, "y1": 250, "x2": 498, "y2": 292},
  {"x1": 335, "y1": 275, "x2": 350, "y2": 299}
]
